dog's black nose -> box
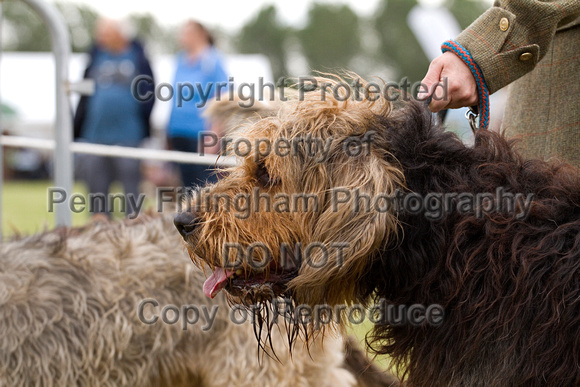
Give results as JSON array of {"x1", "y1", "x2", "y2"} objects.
[{"x1": 174, "y1": 212, "x2": 200, "y2": 239}]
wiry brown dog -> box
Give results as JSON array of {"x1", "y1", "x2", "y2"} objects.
[
  {"x1": 176, "y1": 76, "x2": 580, "y2": 386},
  {"x1": 0, "y1": 215, "x2": 395, "y2": 387}
]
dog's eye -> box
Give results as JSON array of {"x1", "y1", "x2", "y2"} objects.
[{"x1": 256, "y1": 161, "x2": 280, "y2": 188}]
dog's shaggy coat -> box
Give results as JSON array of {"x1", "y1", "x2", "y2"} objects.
[
  {"x1": 0, "y1": 215, "x2": 376, "y2": 387},
  {"x1": 179, "y1": 77, "x2": 580, "y2": 386}
]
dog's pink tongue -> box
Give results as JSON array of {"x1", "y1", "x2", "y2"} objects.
[{"x1": 203, "y1": 268, "x2": 233, "y2": 298}]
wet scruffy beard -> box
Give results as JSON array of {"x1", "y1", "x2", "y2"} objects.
[{"x1": 230, "y1": 293, "x2": 316, "y2": 359}]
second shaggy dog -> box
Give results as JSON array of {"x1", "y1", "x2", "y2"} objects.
[{"x1": 0, "y1": 215, "x2": 391, "y2": 386}]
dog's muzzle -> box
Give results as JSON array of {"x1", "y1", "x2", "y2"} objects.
[{"x1": 174, "y1": 212, "x2": 200, "y2": 240}]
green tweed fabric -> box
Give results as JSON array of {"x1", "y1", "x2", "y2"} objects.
[
  {"x1": 503, "y1": 27, "x2": 580, "y2": 166},
  {"x1": 455, "y1": 0, "x2": 580, "y2": 166}
]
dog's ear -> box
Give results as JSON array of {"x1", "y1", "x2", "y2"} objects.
[
  {"x1": 288, "y1": 132, "x2": 405, "y2": 306},
  {"x1": 203, "y1": 97, "x2": 283, "y2": 137}
]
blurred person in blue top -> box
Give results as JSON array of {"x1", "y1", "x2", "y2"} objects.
[
  {"x1": 166, "y1": 20, "x2": 228, "y2": 187},
  {"x1": 74, "y1": 18, "x2": 154, "y2": 219}
]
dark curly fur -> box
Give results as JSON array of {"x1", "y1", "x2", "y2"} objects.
[{"x1": 362, "y1": 102, "x2": 580, "y2": 386}]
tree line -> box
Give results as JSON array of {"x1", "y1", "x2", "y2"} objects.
[{"x1": 1, "y1": 0, "x2": 487, "y2": 83}]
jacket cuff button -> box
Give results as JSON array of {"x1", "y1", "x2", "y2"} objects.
[{"x1": 499, "y1": 17, "x2": 509, "y2": 31}]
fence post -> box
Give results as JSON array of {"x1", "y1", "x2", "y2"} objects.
[
  {"x1": 0, "y1": 0, "x2": 4, "y2": 238},
  {"x1": 21, "y1": 0, "x2": 73, "y2": 226}
]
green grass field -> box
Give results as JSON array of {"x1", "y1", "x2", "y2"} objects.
[
  {"x1": 2, "y1": 180, "x2": 88, "y2": 236},
  {"x1": 1, "y1": 179, "x2": 394, "y2": 371},
  {"x1": 1, "y1": 180, "x2": 155, "y2": 237}
]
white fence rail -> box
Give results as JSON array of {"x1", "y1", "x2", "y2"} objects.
[{"x1": 0, "y1": 136, "x2": 237, "y2": 165}]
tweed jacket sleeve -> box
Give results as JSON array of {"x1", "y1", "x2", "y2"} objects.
[{"x1": 455, "y1": 0, "x2": 580, "y2": 94}]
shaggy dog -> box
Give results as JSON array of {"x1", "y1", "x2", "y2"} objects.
[
  {"x1": 0, "y1": 215, "x2": 393, "y2": 387},
  {"x1": 176, "y1": 77, "x2": 580, "y2": 386}
]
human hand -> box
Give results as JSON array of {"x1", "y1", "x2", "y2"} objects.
[{"x1": 417, "y1": 52, "x2": 478, "y2": 113}]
